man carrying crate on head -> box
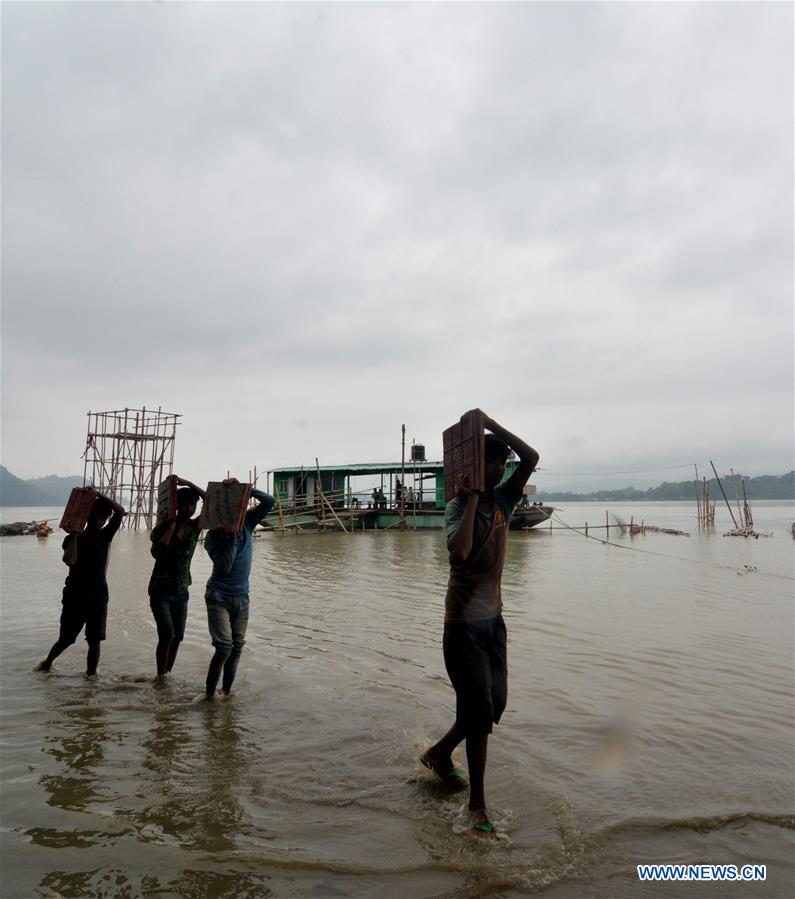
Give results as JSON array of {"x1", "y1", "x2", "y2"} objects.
[
  {"x1": 35, "y1": 488, "x2": 127, "y2": 677},
  {"x1": 421, "y1": 412, "x2": 539, "y2": 835},
  {"x1": 202, "y1": 479, "x2": 275, "y2": 699},
  {"x1": 148, "y1": 477, "x2": 206, "y2": 680}
]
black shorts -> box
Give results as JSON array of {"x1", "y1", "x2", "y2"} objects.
[
  {"x1": 59, "y1": 588, "x2": 108, "y2": 644},
  {"x1": 443, "y1": 614, "x2": 507, "y2": 736}
]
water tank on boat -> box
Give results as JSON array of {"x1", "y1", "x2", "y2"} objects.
[{"x1": 411, "y1": 444, "x2": 426, "y2": 462}]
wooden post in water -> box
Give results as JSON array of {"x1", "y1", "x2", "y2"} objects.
[
  {"x1": 694, "y1": 463, "x2": 702, "y2": 529},
  {"x1": 741, "y1": 479, "x2": 753, "y2": 528},
  {"x1": 315, "y1": 459, "x2": 326, "y2": 531},
  {"x1": 585, "y1": 522, "x2": 588, "y2": 537},
  {"x1": 605, "y1": 510, "x2": 609, "y2": 539},
  {"x1": 730, "y1": 468, "x2": 744, "y2": 527},
  {"x1": 400, "y1": 424, "x2": 406, "y2": 531},
  {"x1": 275, "y1": 488, "x2": 285, "y2": 532},
  {"x1": 710, "y1": 460, "x2": 739, "y2": 529}
]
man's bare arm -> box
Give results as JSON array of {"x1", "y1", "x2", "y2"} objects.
[
  {"x1": 176, "y1": 476, "x2": 206, "y2": 499},
  {"x1": 484, "y1": 416, "x2": 539, "y2": 495},
  {"x1": 153, "y1": 519, "x2": 178, "y2": 553},
  {"x1": 447, "y1": 488, "x2": 480, "y2": 562}
]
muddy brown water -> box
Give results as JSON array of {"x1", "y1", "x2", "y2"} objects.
[{"x1": 1, "y1": 503, "x2": 793, "y2": 897}]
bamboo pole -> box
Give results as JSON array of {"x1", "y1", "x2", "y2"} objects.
[
  {"x1": 83, "y1": 410, "x2": 91, "y2": 487},
  {"x1": 710, "y1": 460, "x2": 739, "y2": 529},
  {"x1": 730, "y1": 468, "x2": 744, "y2": 526},
  {"x1": 320, "y1": 490, "x2": 350, "y2": 533},
  {"x1": 741, "y1": 479, "x2": 753, "y2": 528},
  {"x1": 400, "y1": 424, "x2": 406, "y2": 530},
  {"x1": 412, "y1": 441, "x2": 417, "y2": 530},
  {"x1": 318, "y1": 478, "x2": 325, "y2": 530},
  {"x1": 315, "y1": 459, "x2": 327, "y2": 531},
  {"x1": 694, "y1": 464, "x2": 702, "y2": 529},
  {"x1": 275, "y1": 488, "x2": 286, "y2": 532}
]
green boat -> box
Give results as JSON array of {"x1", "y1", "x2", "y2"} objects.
[{"x1": 264, "y1": 460, "x2": 552, "y2": 531}]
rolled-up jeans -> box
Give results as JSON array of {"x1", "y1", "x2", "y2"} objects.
[{"x1": 205, "y1": 588, "x2": 249, "y2": 695}]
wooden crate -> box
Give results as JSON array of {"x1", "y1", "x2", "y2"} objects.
[
  {"x1": 442, "y1": 409, "x2": 485, "y2": 501},
  {"x1": 198, "y1": 482, "x2": 252, "y2": 532},
  {"x1": 59, "y1": 487, "x2": 97, "y2": 533},
  {"x1": 156, "y1": 475, "x2": 179, "y2": 523}
]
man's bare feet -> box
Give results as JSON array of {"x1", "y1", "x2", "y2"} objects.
[
  {"x1": 33, "y1": 660, "x2": 51, "y2": 672},
  {"x1": 420, "y1": 750, "x2": 469, "y2": 790},
  {"x1": 469, "y1": 806, "x2": 495, "y2": 834}
]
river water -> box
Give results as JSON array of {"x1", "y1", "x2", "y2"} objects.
[{"x1": 1, "y1": 502, "x2": 793, "y2": 898}]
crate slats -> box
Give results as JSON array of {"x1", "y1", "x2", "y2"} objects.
[
  {"x1": 442, "y1": 409, "x2": 485, "y2": 501},
  {"x1": 198, "y1": 482, "x2": 252, "y2": 532}
]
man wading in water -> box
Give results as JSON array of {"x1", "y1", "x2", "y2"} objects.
[
  {"x1": 203, "y1": 482, "x2": 274, "y2": 699},
  {"x1": 421, "y1": 414, "x2": 539, "y2": 834},
  {"x1": 148, "y1": 479, "x2": 205, "y2": 680},
  {"x1": 35, "y1": 491, "x2": 127, "y2": 677}
]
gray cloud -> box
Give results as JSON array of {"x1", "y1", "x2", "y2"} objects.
[{"x1": 2, "y1": 2, "x2": 792, "y2": 486}]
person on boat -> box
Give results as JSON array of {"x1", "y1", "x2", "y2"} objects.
[
  {"x1": 203, "y1": 482, "x2": 274, "y2": 698},
  {"x1": 148, "y1": 479, "x2": 206, "y2": 680},
  {"x1": 35, "y1": 491, "x2": 127, "y2": 677},
  {"x1": 421, "y1": 414, "x2": 539, "y2": 835}
]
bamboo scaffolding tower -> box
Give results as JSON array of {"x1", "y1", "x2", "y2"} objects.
[{"x1": 81, "y1": 407, "x2": 181, "y2": 530}]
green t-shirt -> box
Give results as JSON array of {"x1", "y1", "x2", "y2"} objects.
[
  {"x1": 148, "y1": 518, "x2": 200, "y2": 598},
  {"x1": 444, "y1": 481, "x2": 522, "y2": 622}
]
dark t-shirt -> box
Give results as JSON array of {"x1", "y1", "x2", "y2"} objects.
[
  {"x1": 63, "y1": 512, "x2": 123, "y2": 599},
  {"x1": 148, "y1": 518, "x2": 200, "y2": 597},
  {"x1": 443, "y1": 482, "x2": 521, "y2": 622}
]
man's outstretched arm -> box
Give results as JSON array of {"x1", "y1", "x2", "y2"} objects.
[
  {"x1": 246, "y1": 489, "x2": 275, "y2": 529},
  {"x1": 484, "y1": 415, "x2": 539, "y2": 496}
]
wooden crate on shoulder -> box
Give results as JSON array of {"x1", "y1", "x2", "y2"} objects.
[
  {"x1": 199, "y1": 482, "x2": 252, "y2": 532},
  {"x1": 157, "y1": 475, "x2": 179, "y2": 523},
  {"x1": 442, "y1": 409, "x2": 485, "y2": 502},
  {"x1": 59, "y1": 487, "x2": 97, "y2": 533}
]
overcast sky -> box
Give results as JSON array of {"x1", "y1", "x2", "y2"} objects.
[{"x1": 2, "y1": 2, "x2": 792, "y2": 492}]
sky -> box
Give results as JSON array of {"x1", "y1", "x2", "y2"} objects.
[{"x1": 2, "y1": 2, "x2": 792, "y2": 493}]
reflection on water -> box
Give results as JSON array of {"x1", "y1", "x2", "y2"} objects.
[
  {"x1": 1, "y1": 502, "x2": 793, "y2": 897},
  {"x1": 40, "y1": 702, "x2": 110, "y2": 814}
]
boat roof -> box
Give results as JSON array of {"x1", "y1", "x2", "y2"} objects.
[
  {"x1": 268, "y1": 459, "x2": 520, "y2": 477},
  {"x1": 268, "y1": 461, "x2": 443, "y2": 476}
]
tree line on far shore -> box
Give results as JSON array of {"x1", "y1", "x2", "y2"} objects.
[
  {"x1": 535, "y1": 472, "x2": 795, "y2": 503},
  {"x1": 2, "y1": 465, "x2": 794, "y2": 508}
]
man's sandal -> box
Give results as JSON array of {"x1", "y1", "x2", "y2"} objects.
[{"x1": 420, "y1": 753, "x2": 469, "y2": 790}]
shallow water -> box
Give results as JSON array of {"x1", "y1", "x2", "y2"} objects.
[{"x1": 1, "y1": 502, "x2": 793, "y2": 897}]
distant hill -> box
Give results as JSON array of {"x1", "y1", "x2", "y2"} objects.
[
  {"x1": 536, "y1": 472, "x2": 795, "y2": 503},
  {"x1": 26, "y1": 473, "x2": 85, "y2": 504},
  {"x1": 0, "y1": 466, "x2": 83, "y2": 506}
]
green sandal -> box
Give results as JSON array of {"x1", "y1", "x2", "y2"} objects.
[{"x1": 419, "y1": 753, "x2": 469, "y2": 790}]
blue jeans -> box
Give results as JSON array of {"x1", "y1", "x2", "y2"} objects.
[
  {"x1": 150, "y1": 593, "x2": 189, "y2": 643},
  {"x1": 205, "y1": 589, "x2": 249, "y2": 695}
]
